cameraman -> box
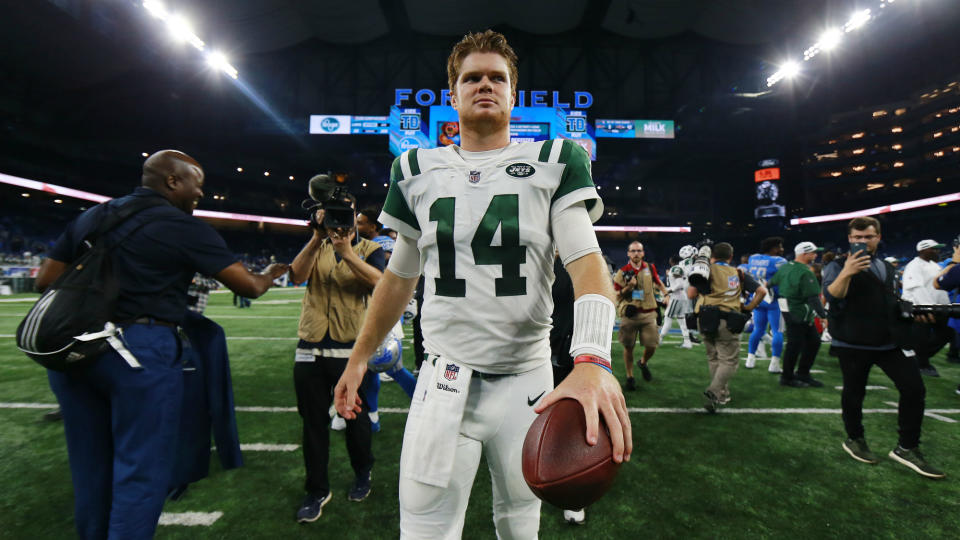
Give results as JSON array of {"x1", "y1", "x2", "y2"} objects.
[
  {"x1": 823, "y1": 217, "x2": 944, "y2": 478},
  {"x1": 934, "y1": 242, "x2": 960, "y2": 395},
  {"x1": 613, "y1": 241, "x2": 668, "y2": 390},
  {"x1": 288, "y1": 183, "x2": 385, "y2": 522},
  {"x1": 688, "y1": 242, "x2": 766, "y2": 412}
]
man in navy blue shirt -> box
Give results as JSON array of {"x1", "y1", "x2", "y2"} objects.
[{"x1": 36, "y1": 150, "x2": 288, "y2": 539}]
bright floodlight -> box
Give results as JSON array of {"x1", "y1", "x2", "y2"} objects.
[
  {"x1": 143, "y1": 1, "x2": 168, "y2": 20},
  {"x1": 206, "y1": 51, "x2": 239, "y2": 79},
  {"x1": 845, "y1": 9, "x2": 871, "y2": 32},
  {"x1": 781, "y1": 61, "x2": 800, "y2": 78},
  {"x1": 167, "y1": 14, "x2": 204, "y2": 50},
  {"x1": 820, "y1": 28, "x2": 843, "y2": 51}
]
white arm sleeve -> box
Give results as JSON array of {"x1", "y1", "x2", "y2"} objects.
[
  {"x1": 551, "y1": 201, "x2": 601, "y2": 266},
  {"x1": 386, "y1": 233, "x2": 422, "y2": 279}
]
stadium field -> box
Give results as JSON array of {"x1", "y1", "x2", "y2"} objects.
[{"x1": 2, "y1": 288, "x2": 959, "y2": 539}]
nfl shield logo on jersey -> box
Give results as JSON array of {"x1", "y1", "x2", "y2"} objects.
[
  {"x1": 444, "y1": 363, "x2": 460, "y2": 381},
  {"x1": 728, "y1": 275, "x2": 740, "y2": 289},
  {"x1": 468, "y1": 170, "x2": 481, "y2": 184}
]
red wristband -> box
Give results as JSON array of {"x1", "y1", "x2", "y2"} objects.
[{"x1": 573, "y1": 354, "x2": 613, "y2": 373}]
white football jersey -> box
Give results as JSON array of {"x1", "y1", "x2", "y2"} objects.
[{"x1": 380, "y1": 140, "x2": 602, "y2": 374}]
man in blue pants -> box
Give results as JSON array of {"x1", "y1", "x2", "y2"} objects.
[
  {"x1": 36, "y1": 150, "x2": 287, "y2": 539},
  {"x1": 745, "y1": 237, "x2": 787, "y2": 372}
]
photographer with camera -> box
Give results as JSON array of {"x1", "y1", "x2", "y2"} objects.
[
  {"x1": 934, "y1": 239, "x2": 960, "y2": 395},
  {"x1": 823, "y1": 217, "x2": 944, "y2": 478},
  {"x1": 687, "y1": 242, "x2": 766, "y2": 412},
  {"x1": 288, "y1": 176, "x2": 385, "y2": 522},
  {"x1": 902, "y1": 239, "x2": 953, "y2": 377},
  {"x1": 614, "y1": 241, "x2": 668, "y2": 390}
]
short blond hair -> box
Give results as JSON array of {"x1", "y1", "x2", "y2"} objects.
[{"x1": 446, "y1": 30, "x2": 519, "y2": 94}]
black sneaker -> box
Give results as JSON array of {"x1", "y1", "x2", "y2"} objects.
[
  {"x1": 43, "y1": 408, "x2": 63, "y2": 422},
  {"x1": 779, "y1": 376, "x2": 808, "y2": 388},
  {"x1": 296, "y1": 491, "x2": 332, "y2": 523},
  {"x1": 918, "y1": 366, "x2": 940, "y2": 377},
  {"x1": 888, "y1": 446, "x2": 945, "y2": 479},
  {"x1": 842, "y1": 438, "x2": 878, "y2": 464},
  {"x1": 689, "y1": 335, "x2": 702, "y2": 344},
  {"x1": 702, "y1": 390, "x2": 720, "y2": 413},
  {"x1": 640, "y1": 363, "x2": 652, "y2": 382},
  {"x1": 625, "y1": 377, "x2": 636, "y2": 391},
  {"x1": 796, "y1": 375, "x2": 824, "y2": 388},
  {"x1": 955, "y1": 383, "x2": 960, "y2": 396},
  {"x1": 348, "y1": 471, "x2": 372, "y2": 502}
]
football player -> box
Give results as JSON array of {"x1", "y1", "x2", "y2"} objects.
[
  {"x1": 745, "y1": 237, "x2": 787, "y2": 372},
  {"x1": 335, "y1": 30, "x2": 630, "y2": 539}
]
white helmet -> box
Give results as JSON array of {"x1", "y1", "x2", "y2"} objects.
[{"x1": 679, "y1": 245, "x2": 696, "y2": 259}]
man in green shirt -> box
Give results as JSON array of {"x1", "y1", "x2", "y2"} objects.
[{"x1": 770, "y1": 242, "x2": 828, "y2": 387}]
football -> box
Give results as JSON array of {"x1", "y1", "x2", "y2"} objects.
[{"x1": 521, "y1": 398, "x2": 621, "y2": 510}]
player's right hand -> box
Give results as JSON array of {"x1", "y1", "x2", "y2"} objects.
[{"x1": 334, "y1": 362, "x2": 366, "y2": 419}]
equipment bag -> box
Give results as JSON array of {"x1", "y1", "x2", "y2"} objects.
[{"x1": 16, "y1": 197, "x2": 168, "y2": 371}]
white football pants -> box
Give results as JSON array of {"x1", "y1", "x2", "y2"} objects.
[{"x1": 399, "y1": 360, "x2": 553, "y2": 540}]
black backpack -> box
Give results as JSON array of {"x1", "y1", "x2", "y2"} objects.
[{"x1": 16, "y1": 197, "x2": 168, "y2": 371}]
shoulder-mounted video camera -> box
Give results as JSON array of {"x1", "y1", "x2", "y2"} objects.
[
  {"x1": 897, "y1": 300, "x2": 960, "y2": 320},
  {"x1": 304, "y1": 174, "x2": 355, "y2": 230}
]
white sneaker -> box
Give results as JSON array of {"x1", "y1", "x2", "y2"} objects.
[
  {"x1": 563, "y1": 509, "x2": 585, "y2": 525},
  {"x1": 768, "y1": 356, "x2": 782, "y2": 374},
  {"x1": 745, "y1": 354, "x2": 756, "y2": 369},
  {"x1": 331, "y1": 414, "x2": 346, "y2": 431},
  {"x1": 681, "y1": 341, "x2": 693, "y2": 349},
  {"x1": 379, "y1": 372, "x2": 394, "y2": 382},
  {"x1": 821, "y1": 330, "x2": 832, "y2": 343}
]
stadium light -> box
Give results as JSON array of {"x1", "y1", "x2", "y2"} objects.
[
  {"x1": 791, "y1": 192, "x2": 960, "y2": 225},
  {"x1": 142, "y1": 0, "x2": 168, "y2": 20},
  {"x1": 206, "y1": 51, "x2": 239, "y2": 79},
  {"x1": 767, "y1": 61, "x2": 800, "y2": 87},
  {"x1": 819, "y1": 28, "x2": 843, "y2": 51},
  {"x1": 166, "y1": 15, "x2": 204, "y2": 50},
  {"x1": 844, "y1": 9, "x2": 871, "y2": 32}
]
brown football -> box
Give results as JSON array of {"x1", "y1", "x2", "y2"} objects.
[{"x1": 521, "y1": 398, "x2": 621, "y2": 509}]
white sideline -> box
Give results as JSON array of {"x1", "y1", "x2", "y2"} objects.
[
  {"x1": 4, "y1": 402, "x2": 959, "y2": 417},
  {"x1": 885, "y1": 401, "x2": 958, "y2": 424},
  {"x1": 834, "y1": 385, "x2": 889, "y2": 390},
  {"x1": 239, "y1": 443, "x2": 299, "y2": 452},
  {"x1": 158, "y1": 512, "x2": 223, "y2": 527}
]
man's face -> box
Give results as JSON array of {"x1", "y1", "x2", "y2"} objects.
[
  {"x1": 170, "y1": 164, "x2": 204, "y2": 214},
  {"x1": 920, "y1": 248, "x2": 940, "y2": 262},
  {"x1": 450, "y1": 52, "x2": 514, "y2": 132},
  {"x1": 848, "y1": 226, "x2": 881, "y2": 254},
  {"x1": 628, "y1": 243, "x2": 644, "y2": 265},
  {"x1": 356, "y1": 213, "x2": 377, "y2": 240},
  {"x1": 773, "y1": 243, "x2": 784, "y2": 257},
  {"x1": 798, "y1": 252, "x2": 817, "y2": 265}
]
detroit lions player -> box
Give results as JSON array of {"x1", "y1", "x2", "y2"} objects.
[
  {"x1": 334, "y1": 30, "x2": 630, "y2": 539},
  {"x1": 745, "y1": 237, "x2": 787, "y2": 372}
]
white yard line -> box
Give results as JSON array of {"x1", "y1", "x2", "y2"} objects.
[
  {"x1": 6, "y1": 402, "x2": 958, "y2": 416},
  {"x1": 158, "y1": 512, "x2": 223, "y2": 527},
  {"x1": 239, "y1": 443, "x2": 299, "y2": 452},
  {"x1": 835, "y1": 385, "x2": 889, "y2": 390},
  {"x1": 884, "y1": 401, "x2": 958, "y2": 424}
]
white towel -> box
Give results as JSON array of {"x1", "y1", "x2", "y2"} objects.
[{"x1": 400, "y1": 356, "x2": 472, "y2": 488}]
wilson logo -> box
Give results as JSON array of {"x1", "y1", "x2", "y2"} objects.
[{"x1": 506, "y1": 163, "x2": 535, "y2": 178}]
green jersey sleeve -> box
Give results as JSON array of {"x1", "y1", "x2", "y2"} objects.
[
  {"x1": 379, "y1": 151, "x2": 421, "y2": 239},
  {"x1": 547, "y1": 140, "x2": 604, "y2": 222}
]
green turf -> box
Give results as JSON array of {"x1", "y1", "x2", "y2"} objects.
[{"x1": 2, "y1": 289, "x2": 959, "y2": 538}]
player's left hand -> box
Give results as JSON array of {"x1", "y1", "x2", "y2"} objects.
[
  {"x1": 536, "y1": 363, "x2": 632, "y2": 464},
  {"x1": 328, "y1": 227, "x2": 355, "y2": 254},
  {"x1": 334, "y1": 361, "x2": 366, "y2": 419}
]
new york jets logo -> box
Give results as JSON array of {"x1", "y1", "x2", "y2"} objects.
[{"x1": 505, "y1": 163, "x2": 535, "y2": 178}]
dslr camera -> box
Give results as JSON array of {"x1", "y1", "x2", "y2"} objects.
[
  {"x1": 305, "y1": 174, "x2": 355, "y2": 230},
  {"x1": 687, "y1": 243, "x2": 713, "y2": 293}
]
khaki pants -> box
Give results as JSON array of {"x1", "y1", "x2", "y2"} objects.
[{"x1": 703, "y1": 319, "x2": 741, "y2": 401}]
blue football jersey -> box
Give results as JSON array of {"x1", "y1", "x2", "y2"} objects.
[{"x1": 747, "y1": 253, "x2": 787, "y2": 296}]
